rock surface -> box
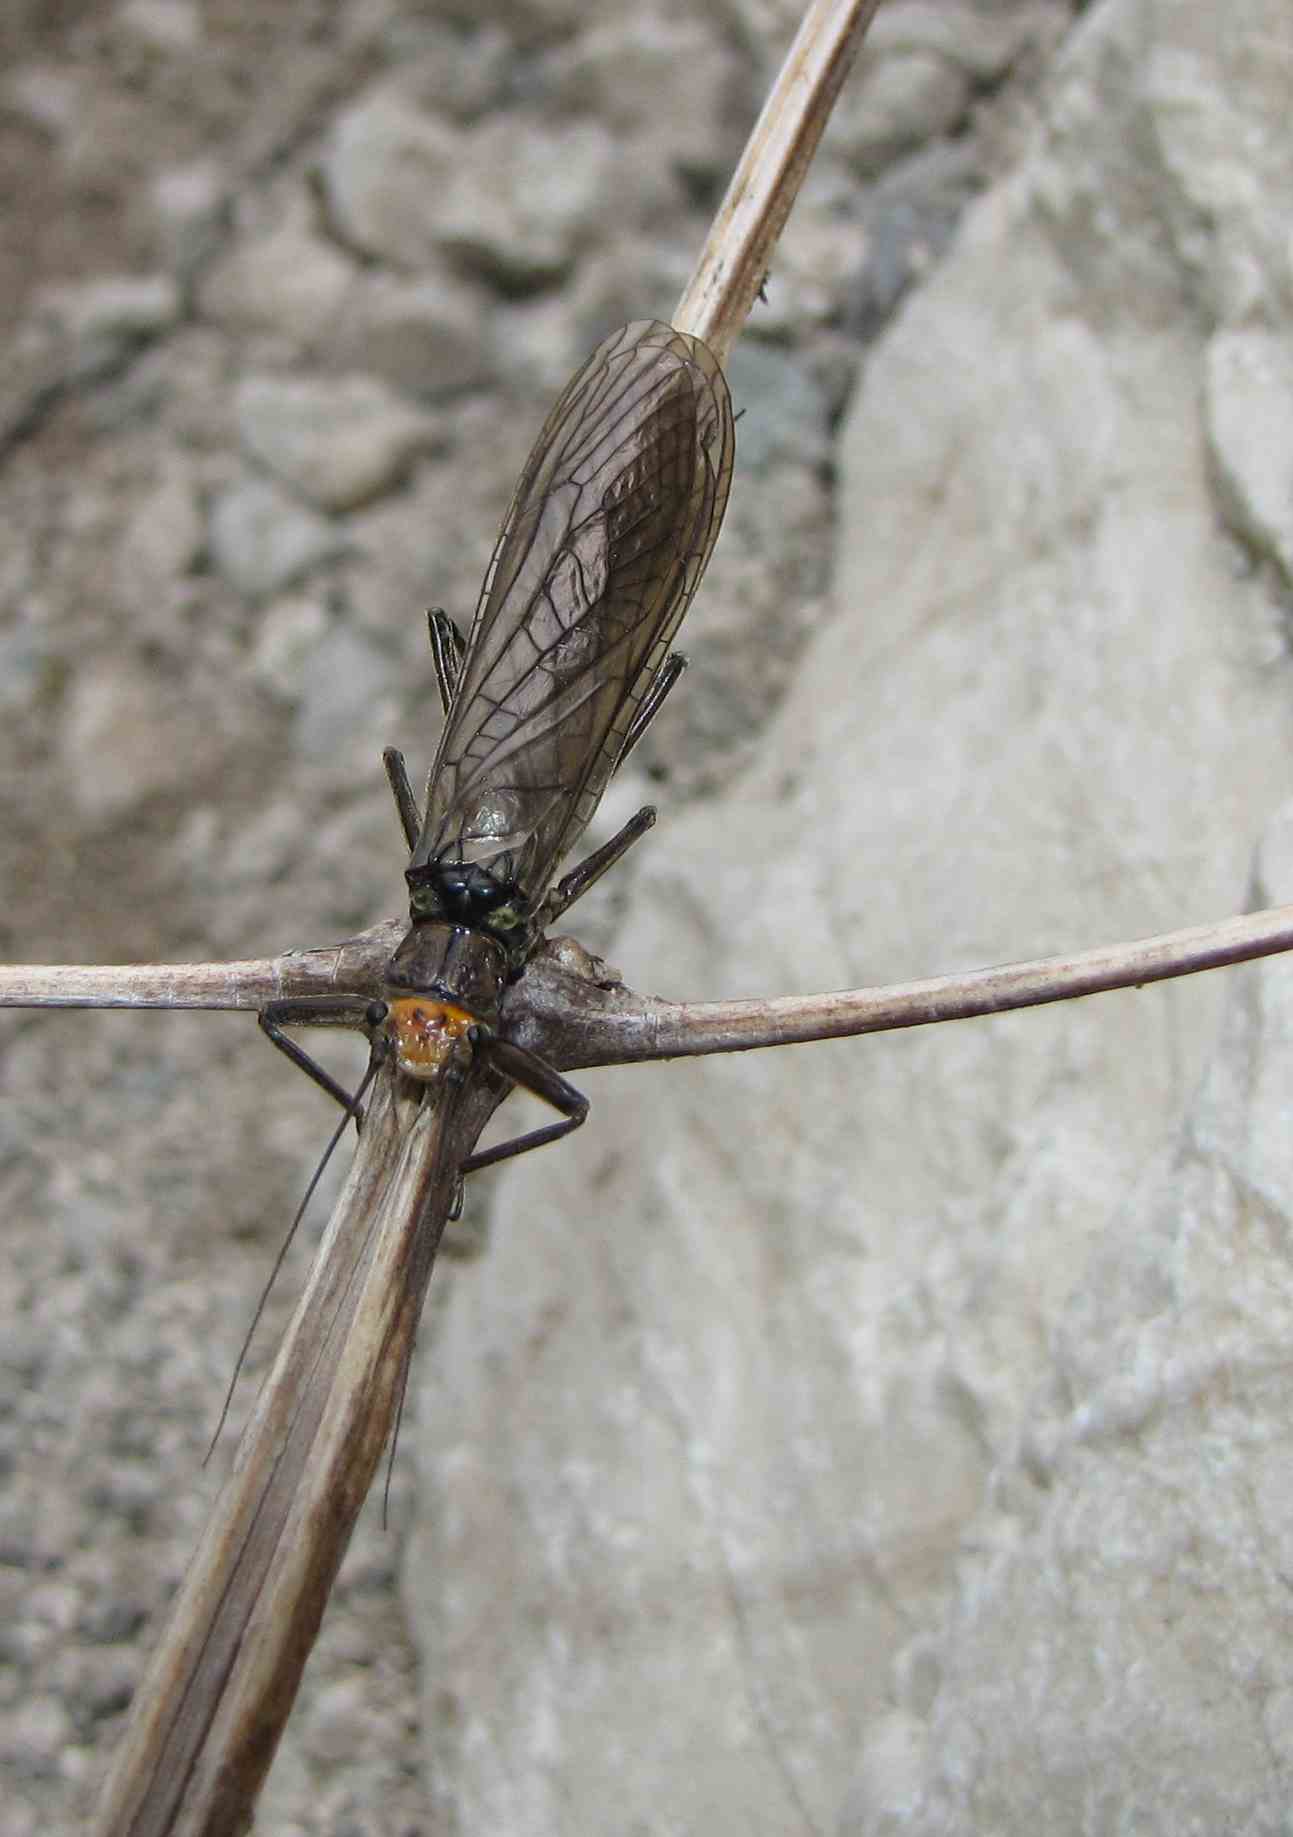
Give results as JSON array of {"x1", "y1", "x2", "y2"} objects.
[
  {"x1": 408, "y1": 1, "x2": 1293, "y2": 1832},
  {"x1": 6, "y1": 1, "x2": 1289, "y2": 1834}
]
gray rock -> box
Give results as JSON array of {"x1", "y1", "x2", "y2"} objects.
[
  {"x1": 3, "y1": 1695, "x2": 74, "y2": 1778},
  {"x1": 828, "y1": 1, "x2": 1069, "y2": 179},
  {"x1": 198, "y1": 207, "x2": 358, "y2": 347},
  {"x1": 0, "y1": 319, "x2": 65, "y2": 444},
  {"x1": 248, "y1": 593, "x2": 330, "y2": 702},
  {"x1": 868, "y1": 0, "x2": 1056, "y2": 80},
  {"x1": 0, "y1": 629, "x2": 60, "y2": 717},
  {"x1": 540, "y1": 16, "x2": 735, "y2": 180},
  {"x1": 331, "y1": 271, "x2": 493, "y2": 400},
  {"x1": 147, "y1": 159, "x2": 229, "y2": 274},
  {"x1": 1205, "y1": 327, "x2": 1293, "y2": 583},
  {"x1": 370, "y1": 29, "x2": 512, "y2": 121},
  {"x1": 873, "y1": 807, "x2": 1293, "y2": 1837},
  {"x1": 59, "y1": 657, "x2": 234, "y2": 821},
  {"x1": 114, "y1": 463, "x2": 204, "y2": 605},
  {"x1": 319, "y1": 87, "x2": 461, "y2": 269},
  {"x1": 835, "y1": 49, "x2": 972, "y2": 175},
  {"x1": 54, "y1": 1642, "x2": 138, "y2": 1720},
  {"x1": 849, "y1": 142, "x2": 982, "y2": 337},
  {"x1": 38, "y1": 274, "x2": 180, "y2": 344},
  {"x1": 115, "y1": 0, "x2": 201, "y2": 54},
  {"x1": 434, "y1": 114, "x2": 619, "y2": 290},
  {"x1": 407, "y1": 3, "x2": 1293, "y2": 1832},
  {"x1": 291, "y1": 621, "x2": 396, "y2": 763},
  {"x1": 9, "y1": 2, "x2": 1289, "y2": 1832},
  {"x1": 3, "y1": 61, "x2": 82, "y2": 138},
  {"x1": 725, "y1": 338, "x2": 830, "y2": 473},
  {"x1": 235, "y1": 372, "x2": 439, "y2": 511},
  {"x1": 208, "y1": 477, "x2": 344, "y2": 599},
  {"x1": 33, "y1": 273, "x2": 180, "y2": 379}
]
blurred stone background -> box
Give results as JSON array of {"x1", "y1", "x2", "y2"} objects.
[{"x1": 6, "y1": 2, "x2": 1293, "y2": 1833}]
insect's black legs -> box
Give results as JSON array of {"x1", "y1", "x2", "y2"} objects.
[
  {"x1": 383, "y1": 612, "x2": 468, "y2": 849},
  {"x1": 616, "y1": 651, "x2": 687, "y2": 769},
  {"x1": 427, "y1": 608, "x2": 467, "y2": 715},
  {"x1": 533, "y1": 649, "x2": 684, "y2": 923},
  {"x1": 259, "y1": 996, "x2": 386, "y2": 1120},
  {"x1": 264, "y1": 1005, "x2": 587, "y2": 1173},
  {"x1": 534, "y1": 651, "x2": 684, "y2": 923},
  {"x1": 541, "y1": 805, "x2": 656, "y2": 927},
  {"x1": 461, "y1": 1030, "x2": 588, "y2": 1172},
  {"x1": 382, "y1": 748, "x2": 423, "y2": 851}
]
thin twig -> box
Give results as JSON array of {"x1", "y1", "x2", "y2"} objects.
[
  {"x1": 507, "y1": 902, "x2": 1293, "y2": 1068},
  {"x1": 0, "y1": 925, "x2": 403, "y2": 1011},
  {"x1": 7, "y1": 901, "x2": 1293, "y2": 1070},
  {"x1": 674, "y1": 0, "x2": 883, "y2": 358}
]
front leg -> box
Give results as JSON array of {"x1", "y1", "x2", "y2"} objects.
[
  {"x1": 259, "y1": 995, "x2": 386, "y2": 1121},
  {"x1": 460, "y1": 1027, "x2": 589, "y2": 1172}
]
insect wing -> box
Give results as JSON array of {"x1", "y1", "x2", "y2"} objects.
[{"x1": 411, "y1": 320, "x2": 734, "y2": 893}]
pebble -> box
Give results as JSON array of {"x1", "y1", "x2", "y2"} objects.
[
  {"x1": 208, "y1": 477, "x2": 344, "y2": 599},
  {"x1": 148, "y1": 158, "x2": 229, "y2": 273},
  {"x1": 834, "y1": 50, "x2": 971, "y2": 174},
  {"x1": 541, "y1": 16, "x2": 733, "y2": 179},
  {"x1": 235, "y1": 372, "x2": 439, "y2": 512},
  {"x1": 319, "y1": 87, "x2": 461, "y2": 269},
  {"x1": 725, "y1": 339, "x2": 829, "y2": 474},
  {"x1": 435, "y1": 113, "x2": 617, "y2": 289},
  {"x1": 115, "y1": 464, "x2": 204, "y2": 606},
  {"x1": 291, "y1": 622, "x2": 396, "y2": 760},
  {"x1": 60, "y1": 657, "x2": 229, "y2": 821},
  {"x1": 3, "y1": 1696, "x2": 73, "y2": 1778},
  {"x1": 55, "y1": 1643, "x2": 138, "y2": 1720},
  {"x1": 331, "y1": 271, "x2": 492, "y2": 400},
  {"x1": 115, "y1": 0, "x2": 202, "y2": 54},
  {"x1": 249, "y1": 593, "x2": 331, "y2": 699},
  {"x1": 302, "y1": 1674, "x2": 375, "y2": 1766},
  {"x1": 34, "y1": 274, "x2": 181, "y2": 379},
  {"x1": 849, "y1": 142, "x2": 981, "y2": 337},
  {"x1": 198, "y1": 206, "x2": 358, "y2": 346},
  {"x1": 381, "y1": 28, "x2": 511, "y2": 121},
  {"x1": 869, "y1": 0, "x2": 1040, "y2": 79},
  {"x1": 4, "y1": 63, "x2": 82, "y2": 138}
]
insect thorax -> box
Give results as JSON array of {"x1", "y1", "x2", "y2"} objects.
[
  {"x1": 404, "y1": 860, "x2": 534, "y2": 964},
  {"x1": 384, "y1": 909, "x2": 511, "y2": 1022}
]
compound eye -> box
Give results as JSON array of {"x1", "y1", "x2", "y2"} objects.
[{"x1": 365, "y1": 1000, "x2": 389, "y2": 1029}]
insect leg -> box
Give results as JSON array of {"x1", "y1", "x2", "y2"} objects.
[
  {"x1": 541, "y1": 805, "x2": 656, "y2": 927},
  {"x1": 427, "y1": 608, "x2": 467, "y2": 715},
  {"x1": 384, "y1": 612, "x2": 467, "y2": 849},
  {"x1": 259, "y1": 995, "x2": 386, "y2": 1120},
  {"x1": 382, "y1": 748, "x2": 423, "y2": 850},
  {"x1": 461, "y1": 1030, "x2": 589, "y2": 1172},
  {"x1": 616, "y1": 651, "x2": 688, "y2": 770}
]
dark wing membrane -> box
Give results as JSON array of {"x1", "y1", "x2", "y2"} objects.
[{"x1": 411, "y1": 319, "x2": 734, "y2": 897}]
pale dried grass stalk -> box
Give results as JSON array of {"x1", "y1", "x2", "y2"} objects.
[{"x1": 88, "y1": 4, "x2": 887, "y2": 1833}]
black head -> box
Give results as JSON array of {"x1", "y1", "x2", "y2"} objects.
[
  {"x1": 407, "y1": 859, "x2": 506, "y2": 921},
  {"x1": 405, "y1": 859, "x2": 532, "y2": 956}
]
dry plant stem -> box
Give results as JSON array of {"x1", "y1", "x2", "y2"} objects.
[
  {"x1": 83, "y1": 5, "x2": 894, "y2": 1832},
  {"x1": 527, "y1": 902, "x2": 1293, "y2": 1067},
  {"x1": 18, "y1": 0, "x2": 1289, "y2": 1810},
  {"x1": 94, "y1": 1064, "x2": 504, "y2": 1837},
  {"x1": 6, "y1": 0, "x2": 892, "y2": 1032},
  {"x1": 673, "y1": 0, "x2": 883, "y2": 358},
  {"x1": 0, "y1": 925, "x2": 405, "y2": 1012},
  {"x1": 8, "y1": 903, "x2": 1293, "y2": 1068}
]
